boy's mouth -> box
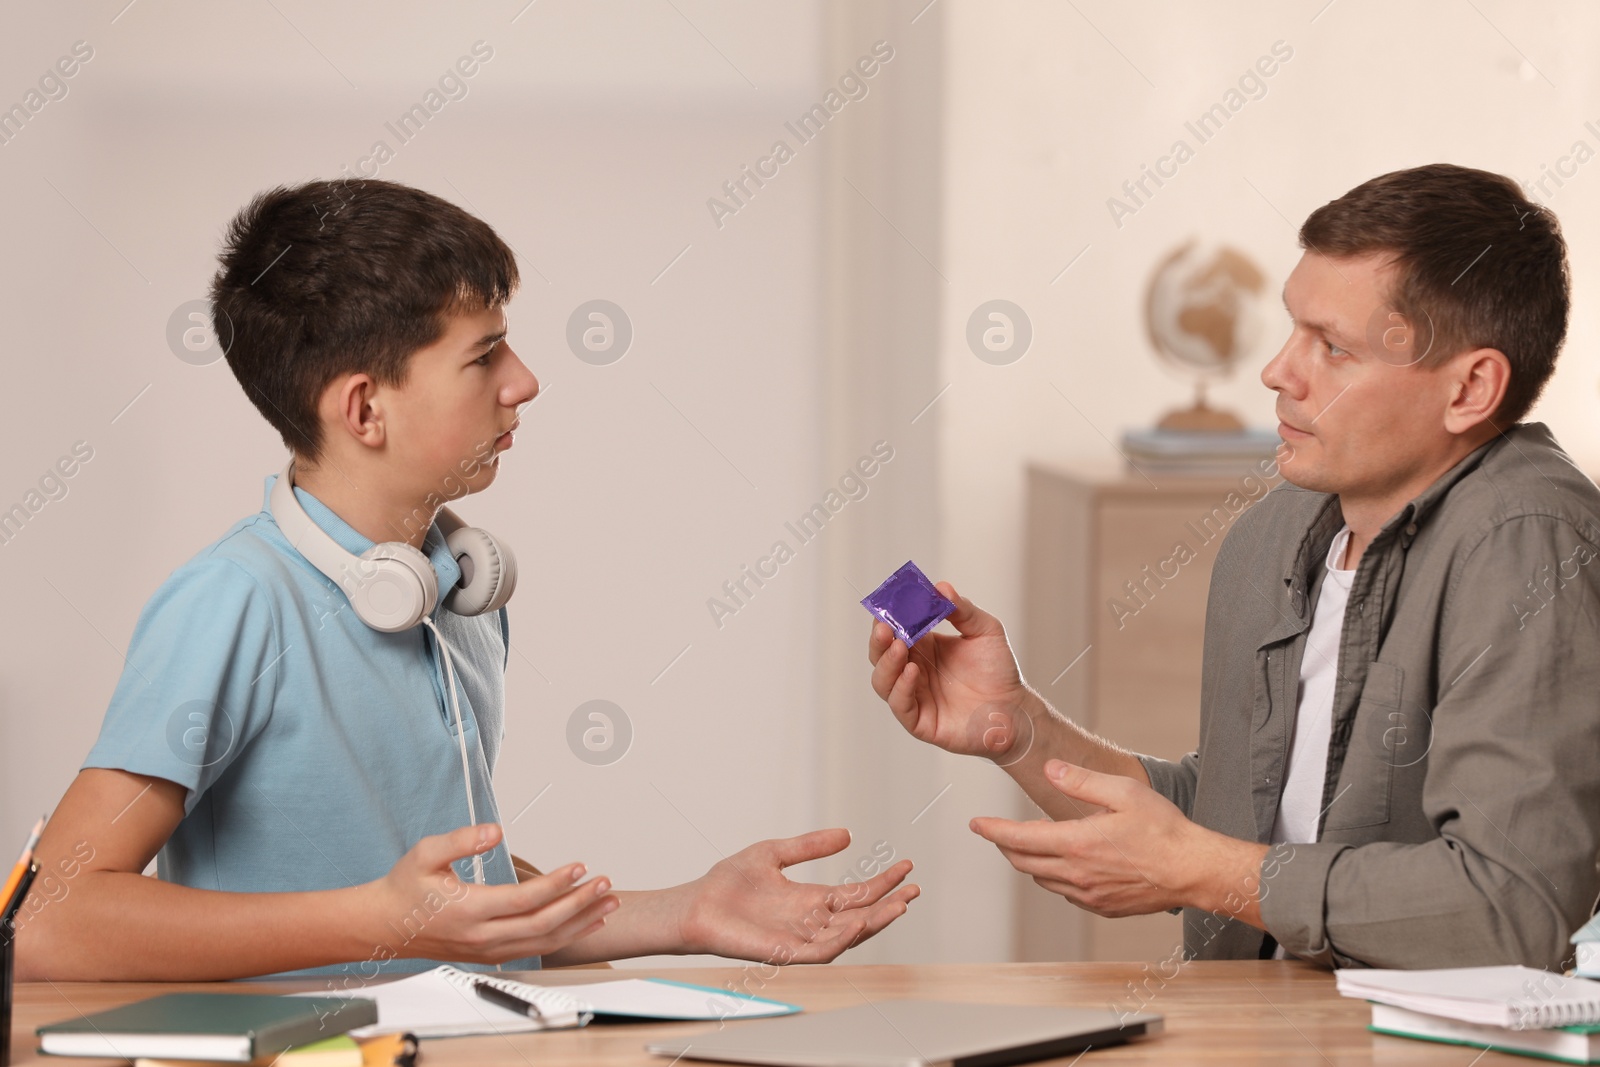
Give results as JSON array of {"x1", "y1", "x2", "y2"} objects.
[{"x1": 494, "y1": 420, "x2": 520, "y2": 451}]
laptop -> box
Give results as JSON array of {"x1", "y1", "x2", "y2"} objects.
[{"x1": 645, "y1": 999, "x2": 1162, "y2": 1067}]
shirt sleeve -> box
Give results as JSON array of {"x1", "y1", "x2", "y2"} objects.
[
  {"x1": 1260, "y1": 514, "x2": 1600, "y2": 969},
  {"x1": 82, "y1": 552, "x2": 283, "y2": 814},
  {"x1": 1138, "y1": 751, "x2": 1201, "y2": 817}
]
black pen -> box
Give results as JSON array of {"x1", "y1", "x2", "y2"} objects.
[{"x1": 475, "y1": 979, "x2": 547, "y2": 1023}]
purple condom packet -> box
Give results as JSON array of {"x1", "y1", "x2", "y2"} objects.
[{"x1": 861, "y1": 560, "x2": 956, "y2": 646}]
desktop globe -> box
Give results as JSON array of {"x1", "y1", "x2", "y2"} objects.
[
  {"x1": 1146, "y1": 239, "x2": 1265, "y2": 430},
  {"x1": 1124, "y1": 240, "x2": 1282, "y2": 475}
]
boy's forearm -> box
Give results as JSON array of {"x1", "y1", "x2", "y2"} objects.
[
  {"x1": 540, "y1": 888, "x2": 686, "y2": 967},
  {"x1": 1001, "y1": 689, "x2": 1151, "y2": 820},
  {"x1": 16, "y1": 870, "x2": 380, "y2": 981}
]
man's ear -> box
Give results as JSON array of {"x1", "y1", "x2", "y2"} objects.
[{"x1": 1442, "y1": 346, "x2": 1511, "y2": 435}]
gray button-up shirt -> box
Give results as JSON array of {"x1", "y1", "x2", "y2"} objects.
[{"x1": 1139, "y1": 422, "x2": 1600, "y2": 968}]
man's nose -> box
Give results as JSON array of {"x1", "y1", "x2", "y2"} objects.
[{"x1": 1260, "y1": 332, "x2": 1302, "y2": 397}]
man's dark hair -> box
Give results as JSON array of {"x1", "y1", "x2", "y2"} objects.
[
  {"x1": 210, "y1": 178, "x2": 519, "y2": 460},
  {"x1": 1298, "y1": 163, "x2": 1568, "y2": 427}
]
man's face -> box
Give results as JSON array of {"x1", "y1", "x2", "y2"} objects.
[
  {"x1": 384, "y1": 304, "x2": 539, "y2": 500},
  {"x1": 1262, "y1": 251, "x2": 1461, "y2": 500}
]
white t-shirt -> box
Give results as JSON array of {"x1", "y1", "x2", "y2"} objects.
[{"x1": 1270, "y1": 524, "x2": 1355, "y2": 958}]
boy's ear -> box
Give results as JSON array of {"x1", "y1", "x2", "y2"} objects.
[{"x1": 324, "y1": 373, "x2": 385, "y2": 449}]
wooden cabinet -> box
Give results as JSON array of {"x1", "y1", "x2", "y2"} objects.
[{"x1": 1013, "y1": 463, "x2": 1276, "y2": 962}]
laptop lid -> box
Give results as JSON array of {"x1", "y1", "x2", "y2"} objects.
[{"x1": 645, "y1": 999, "x2": 1162, "y2": 1067}]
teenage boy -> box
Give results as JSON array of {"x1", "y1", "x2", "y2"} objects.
[
  {"x1": 18, "y1": 178, "x2": 917, "y2": 981},
  {"x1": 868, "y1": 164, "x2": 1600, "y2": 969}
]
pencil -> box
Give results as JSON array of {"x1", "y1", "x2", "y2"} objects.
[
  {"x1": 2, "y1": 862, "x2": 38, "y2": 923},
  {"x1": 0, "y1": 816, "x2": 44, "y2": 913}
]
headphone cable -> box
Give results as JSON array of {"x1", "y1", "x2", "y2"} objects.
[{"x1": 422, "y1": 615, "x2": 486, "y2": 888}]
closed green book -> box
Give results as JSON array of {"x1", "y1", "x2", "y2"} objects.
[
  {"x1": 1371, "y1": 1003, "x2": 1600, "y2": 1064},
  {"x1": 37, "y1": 993, "x2": 377, "y2": 1061}
]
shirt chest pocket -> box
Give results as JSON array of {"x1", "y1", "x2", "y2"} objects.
[{"x1": 1322, "y1": 661, "x2": 1406, "y2": 833}]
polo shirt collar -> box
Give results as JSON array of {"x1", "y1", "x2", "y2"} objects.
[{"x1": 261, "y1": 474, "x2": 463, "y2": 607}]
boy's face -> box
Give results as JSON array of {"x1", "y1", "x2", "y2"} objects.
[{"x1": 383, "y1": 303, "x2": 538, "y2": 500}]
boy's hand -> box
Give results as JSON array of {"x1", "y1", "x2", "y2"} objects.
[
  {"x1": 671, "y1": 829, "x2": 918, "y2": 963},
  {"x1": 367, "y1": 823, "x2": 617, "y2": 964},
  {"x1": 867, "y1": 581, "x2": 1034, "y2": 762}
]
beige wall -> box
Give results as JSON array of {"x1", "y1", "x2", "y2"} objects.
[
  {"x1": 938, "y1": 0, "x2": 1600, "y2": 749},
  {"x1": 2, "y1": 0, "x2": 1597, "y2": 968}
]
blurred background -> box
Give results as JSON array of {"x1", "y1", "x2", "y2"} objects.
[{"x1": 2, "y1": 0, "x2": 1598, "y2": 968}]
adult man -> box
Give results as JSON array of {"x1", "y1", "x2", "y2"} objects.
[{"x1": 869, "y1": 164, "x2": 1600, "y2": 968}]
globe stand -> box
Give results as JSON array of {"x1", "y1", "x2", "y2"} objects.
[{"x1": 1156, "y1": 381, "x2": 1244, "y2": 433}]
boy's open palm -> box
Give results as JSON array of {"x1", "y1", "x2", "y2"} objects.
[{"x1": 675, "y1": 829, "x2": 918, "y2": 963}]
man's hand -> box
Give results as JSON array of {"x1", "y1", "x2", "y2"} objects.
[
  {"x1": 672, "y1": 829, "x2": 918, "y2": 963},
  {"x1": 867, "y1": 581, "x2": 1034, "y2": 762},
  {"x1": 365, "y1": 823, "x2": 619, "y2": 964},
  {"x1": 970, "y1": 761, "x2": 1268, "y2": 924}
]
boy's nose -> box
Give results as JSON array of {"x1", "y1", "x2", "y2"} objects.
[{"x1": 503, "y1": 346, "x2": 539, "y2": 406}]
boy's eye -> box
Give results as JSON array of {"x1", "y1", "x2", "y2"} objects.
[{"x1": 473, "y1": 345, "x2": 496, "y2": 366}]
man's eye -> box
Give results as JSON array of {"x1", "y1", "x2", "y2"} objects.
[{"x1": 1326, "y1": 340, "x2": 1348, "y2": 358}]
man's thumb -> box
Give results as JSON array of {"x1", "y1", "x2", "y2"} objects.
[
  {"x1": 1045, "y1": 761, "x2": 1126, "y2": 810},
  {"x1": 936, "y1": 582, "x2": 1004, "y2": 639}
]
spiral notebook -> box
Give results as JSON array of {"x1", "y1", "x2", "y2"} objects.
[
  {"x1": 1336, "y1": 966, "x2": 1600, "y2": 1031},
  {"x1": 297, "y1": 965, "x2": 798, "y2": 1038}
]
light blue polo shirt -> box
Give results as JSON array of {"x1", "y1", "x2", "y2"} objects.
[{"x1": 84, "y1": 473, "x2": 539, "y2": 978}]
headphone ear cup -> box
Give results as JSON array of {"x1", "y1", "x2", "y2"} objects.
[
  {"x1": 443, "y1": 527, "x2": 517, "y2": 616},
  {"x1": 351, "y1": 544, "x2": 439, "y2": 632}
]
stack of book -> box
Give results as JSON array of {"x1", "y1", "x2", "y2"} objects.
[
  {"x1": 1337, "y1": 965, "x2": 1600, "y2": 1064},
  {"x1": 1120, "y1": 428, "x2": 1282, "y2": 477},
  {"x1": 35, "y1": 993, "x2": 381, "y2": 1065}
]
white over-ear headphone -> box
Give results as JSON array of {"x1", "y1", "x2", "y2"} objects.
[
  {"x1": 270, "y1": 458, "x2": 517, "y2": 887},
  {"x1": 270, "y1": 459, "x2": 516, "y2": 632}
]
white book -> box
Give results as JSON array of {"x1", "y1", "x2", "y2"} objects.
[
  {"x1": 1337, "y1": 966, "x2": 1600, "y2": 1030},
  {"x1": 297, "y1": 965, "x2": 798, "y2": 1038}
]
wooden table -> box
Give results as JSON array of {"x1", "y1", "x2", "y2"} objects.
[{"x1": 9, "y1": 960, "x2": 1535, "y2": 1065}]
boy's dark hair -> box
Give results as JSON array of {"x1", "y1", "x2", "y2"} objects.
[
  {"x1": 1299, "y1": 163, "x2": 1568, "y2": 427},
  {"x1": 210, "y1": 178, "x2": 519, "y2": 460}
]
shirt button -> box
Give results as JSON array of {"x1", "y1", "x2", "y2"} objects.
[{"x1": 1404, "y1": 523, "x2": 1418, "y2": 536}]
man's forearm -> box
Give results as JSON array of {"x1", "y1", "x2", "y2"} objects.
[
  {"x1": 1187, "y1": 832, "x2": 1269, "y2": 930},
  {"x1": 999, "y1": 688, "x2": 1151, "y2": 820},
  {"x1": 16, "y1": 870, "x2": 381, "y2": 981}
]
